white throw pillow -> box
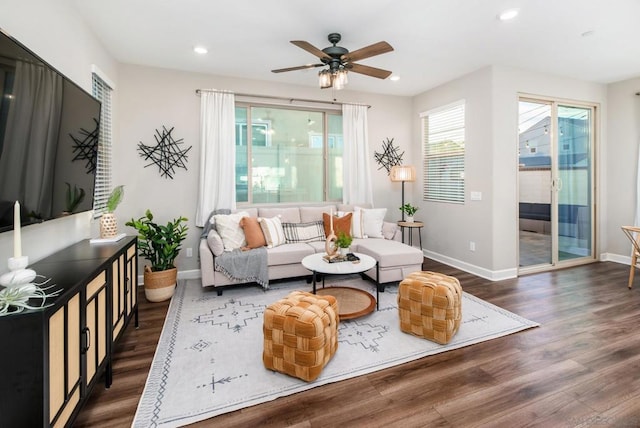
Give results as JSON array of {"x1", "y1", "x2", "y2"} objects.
[
  {"x1": 259, "y1": 216, "x2": 286, "y2": 248},
  {"x1": 356, "y1": 207, "x2": 387, "y2": 239},
  {"x1": 350, "y1": 210, "x2": 365, "y2": 238},
  {"x1": 206, "y1": 229, "x2": 225, "y2": 257},
  {"x1": 213, "y1": 211, "x2": 249, "y2": 251}
]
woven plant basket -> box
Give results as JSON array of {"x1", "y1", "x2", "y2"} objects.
[
  {"x1": 143, "y1": 265, "x2": 177, "y2": 302},
  {"x1": 100, "y1": 213, "x2": 118, "y2": 238}
]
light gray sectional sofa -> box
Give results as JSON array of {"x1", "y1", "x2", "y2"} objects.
[{"x1": 199, "y1": 204, "x2": 424, "y2": 294}]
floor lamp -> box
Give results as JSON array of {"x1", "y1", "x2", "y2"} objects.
[{"x1": 390, "y1": 165, "x2": 416, "y2": 221}]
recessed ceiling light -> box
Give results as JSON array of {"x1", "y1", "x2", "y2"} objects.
[
  {"x1": 498, "y1": 9, "x2": 519, "y2": 21},
  {"x1": 193, "y1": 46, "x2": 208, "y2": 55},
  {"x1": 390, "y1": 75, "x2": 400, "y2": 81}
]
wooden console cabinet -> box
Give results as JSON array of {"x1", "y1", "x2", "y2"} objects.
[{"x1": 0, "y1": 236, "x2": 138, "y2": 427}]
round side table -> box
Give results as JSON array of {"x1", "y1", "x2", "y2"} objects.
[{"x1": 397, "y1": 221, "x2": 424, "y2": 248}]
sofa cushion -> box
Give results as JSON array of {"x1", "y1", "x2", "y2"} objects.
[
  {"x1": 214, "y1": 211, "x2": 249, "y2": 251},
  {"x1": 258, "y1": 207, "x2": 300, "y2": 223},
  {"x1": 282, "y1": 221, "x2": 325, "y2": 243},
  {"x1": 322, "y1": 212, "x2": 352, "y2": 238},
  {"x1": 259, "y1": 216, "x2": 287, "y2": 248},
  {"x1": 382, "y1": 221, "x2": 398, "y2": 240},
  {"x1": 240, "y1": 216, "x2": 266, "y2": 249},
  {"x1": 307, "y1": 241, "x2": 327, "y2": 253},
  {"x1": 207, "y1": 229, "x2": 225, "y2": 256},
  {"x1": 267, "y1": 243, "x2": 315, "y2": 266},
  {"x1": 354, "y1": 238, "x2": 423, "y2": 268},
  {"x1": 300, "y1": 205, "x2": 336, "y2": 223}
]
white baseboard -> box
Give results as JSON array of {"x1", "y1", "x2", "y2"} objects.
[
  {"x1": 600, "y1": 252, "x2": 630, "y2": 265},
  {"x1": 137, "y1": 255, "x2": 631, "y2": 287},
  {"x1": 423, "y1": 250, "x2": 518, "y2": 281}
]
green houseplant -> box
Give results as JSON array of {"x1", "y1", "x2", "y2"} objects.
[
  {"x1": 335, "y1": 231, "x2": 353, "y2": 255},
  {"x1": 100, "y1": 185, "x2": 124, "y2": 238},
  {"x1": 399, "y1": 203, "x2": 419, "y2": 221},
  {"x1": 126, "y1": 209, "x2": 188, "y2": 302}
]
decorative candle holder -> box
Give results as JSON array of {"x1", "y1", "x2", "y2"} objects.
[{"x1": 0, "y1": 256, "x2": 37, "y2": 289}]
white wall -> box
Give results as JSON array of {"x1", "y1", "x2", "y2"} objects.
[
  {"x1": 412, "y1": 67, "x2": 495, "y2": 277},
  {"x1": 0, "y1": 0, "x2": 118, "y2": 273},
  {"x1": 115, "y1": 64, "x2": 412, "y2": 275},
  {"x1": 605, "y1": 77, "x2": 640, "y2": 262},
  {"x1": 413, "y1": 65, "x2": 608, "y2": 279}
]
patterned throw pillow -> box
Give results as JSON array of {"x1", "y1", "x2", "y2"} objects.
[
  {"x1": 213, "y1": 211, "x2": 249, "y2": 251},
  {"x1": 282, "y1": 221, "x2": 326, "y2": 243},
  {"x1": 259, "y1": 216, "x2": 286, "y2": 248}
]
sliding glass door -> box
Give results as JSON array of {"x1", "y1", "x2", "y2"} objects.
[{"x1": 518, "y1": 97, "x2": 595, "y2": 272}]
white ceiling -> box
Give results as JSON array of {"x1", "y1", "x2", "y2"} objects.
[{"x1": 72, "y1": 0, "x2": 640, "y2": 97}]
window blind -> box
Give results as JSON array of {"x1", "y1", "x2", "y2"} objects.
[
  {"x1": 422, "y1": 101, "x2": 465, "y2": 203},
  {"x1": 91, "y1": 73, "x2": 113, "y2": 217}
]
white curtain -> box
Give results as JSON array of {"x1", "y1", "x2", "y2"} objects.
[
  {"x1": 195, "y1": 90, "x2": 236, "y2": 227},
  {"x1": 342, "y1": 103, "x2": 373, "y2": 205}
]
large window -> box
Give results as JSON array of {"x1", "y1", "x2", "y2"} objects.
[
  {"x1": 421, "y1": 100, "x2": 465, "y2": 203},
  {"x1": 235, "y1": 105, "x2": 343, "y2": 204}
]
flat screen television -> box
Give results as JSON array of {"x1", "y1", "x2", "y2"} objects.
[{"x1": 0, "y1": 28, "x2": 100, "y2": 233}]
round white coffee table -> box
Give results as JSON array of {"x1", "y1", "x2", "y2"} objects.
[{"x1": 301, "y1": 252, "x2": 380, "y2": 315}]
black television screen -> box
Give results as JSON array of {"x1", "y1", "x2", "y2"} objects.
[{"x1": 0, "y1": 29, "x2": 100, "y2": 233}]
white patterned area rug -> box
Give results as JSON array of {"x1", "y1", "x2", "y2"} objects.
[{"x1": 133, "y1": 276, "x2": 539, "y2": 427}]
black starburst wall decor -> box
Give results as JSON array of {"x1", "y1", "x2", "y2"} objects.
[
  {"x1": 137, "y1": 126, "x2": 192, "y2": 179},
  {"x1": 70, "y1": 118, "x2": 100, "y2": 174},
  {"x1": 374, "y1": 137, "x2": 404, "y2": 175}
]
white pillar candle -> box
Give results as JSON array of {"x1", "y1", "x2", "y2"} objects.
[{"x1": 14, "y1": 201, "x2": 21, "y2": 258}]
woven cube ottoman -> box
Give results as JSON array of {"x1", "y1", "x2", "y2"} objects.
[
  {"x1": 398, "y1": 271, "x2": 462, "y2": 344},
  {"x1": 263, "y1": 291, "x2": 339, "y2": 381}
]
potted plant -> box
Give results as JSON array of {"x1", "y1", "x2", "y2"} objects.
[
  {"x1": 100, "y1": 185, "x2": 124, "y2": 238},
  {"x1": 125, "y1": 209, "x2": 188, "y2": 302},
  {"x1": 399, "y1": 203, "x2": 419, "y2": 222},
  {"x1": 335, "y1": 231, "x2": 353, "y2": 256}
]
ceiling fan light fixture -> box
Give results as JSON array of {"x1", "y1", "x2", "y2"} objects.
[
  {"x1": 318, "y1": 69, "x2": 332, "y2": 88},
  {"x1": 333, "y1": 69, "x2": 348, "y2": 90}
]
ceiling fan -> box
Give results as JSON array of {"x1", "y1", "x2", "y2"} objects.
[{"x1": 272, "y1": 33, "x2": 394, "y2": 89}]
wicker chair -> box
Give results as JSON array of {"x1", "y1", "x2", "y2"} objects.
[
  {"x1": 263, "y1": 291, "x2": 339, "y2": 381},
  {"x1": 621, "y1": 226, "x2": 640, "y2": 288},
  {"x1": 398, "y1": 271, "x2": 462, "y2": 344}
]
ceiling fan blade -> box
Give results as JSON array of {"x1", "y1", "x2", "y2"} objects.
[
  {"x1": 272, "y1": 63, "x2": 324, "y2": 73},
  {"x1": 290, "y1": 40, "x2": 329, "y2": 60},
  {"x1": 348, "y1": 63, "x2": 393, "y2": 79},
  {"x1": 342, "y1": 41, "x2": 393, "y2": 63}
]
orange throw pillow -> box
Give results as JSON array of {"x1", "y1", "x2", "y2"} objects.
[
  {"x1": 322, "y1": 212, "x2": 352, "y2": 238},
  {"x1": 240, "y1": 217, "x2": 266, "y2": 249}
]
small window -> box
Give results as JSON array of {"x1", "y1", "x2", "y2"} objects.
[
  {"x1": 91, "y1": 73, "x2": 113, "y2": 217},
  {"x1": 421, "y1": 100, "x2": 465, "y2": 203}
]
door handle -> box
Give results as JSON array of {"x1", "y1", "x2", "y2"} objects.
[{"x1": 82, "y1": 326, "x2": 91, "y2": 353}]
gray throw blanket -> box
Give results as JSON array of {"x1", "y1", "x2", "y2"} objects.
[{"x1": 214, "y1": 247, "x2": 269, "y2": 289}]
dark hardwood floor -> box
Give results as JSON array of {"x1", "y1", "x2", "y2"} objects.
[{"x1": 75, "y1": 260, "x2": 640, "y2": 427}]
